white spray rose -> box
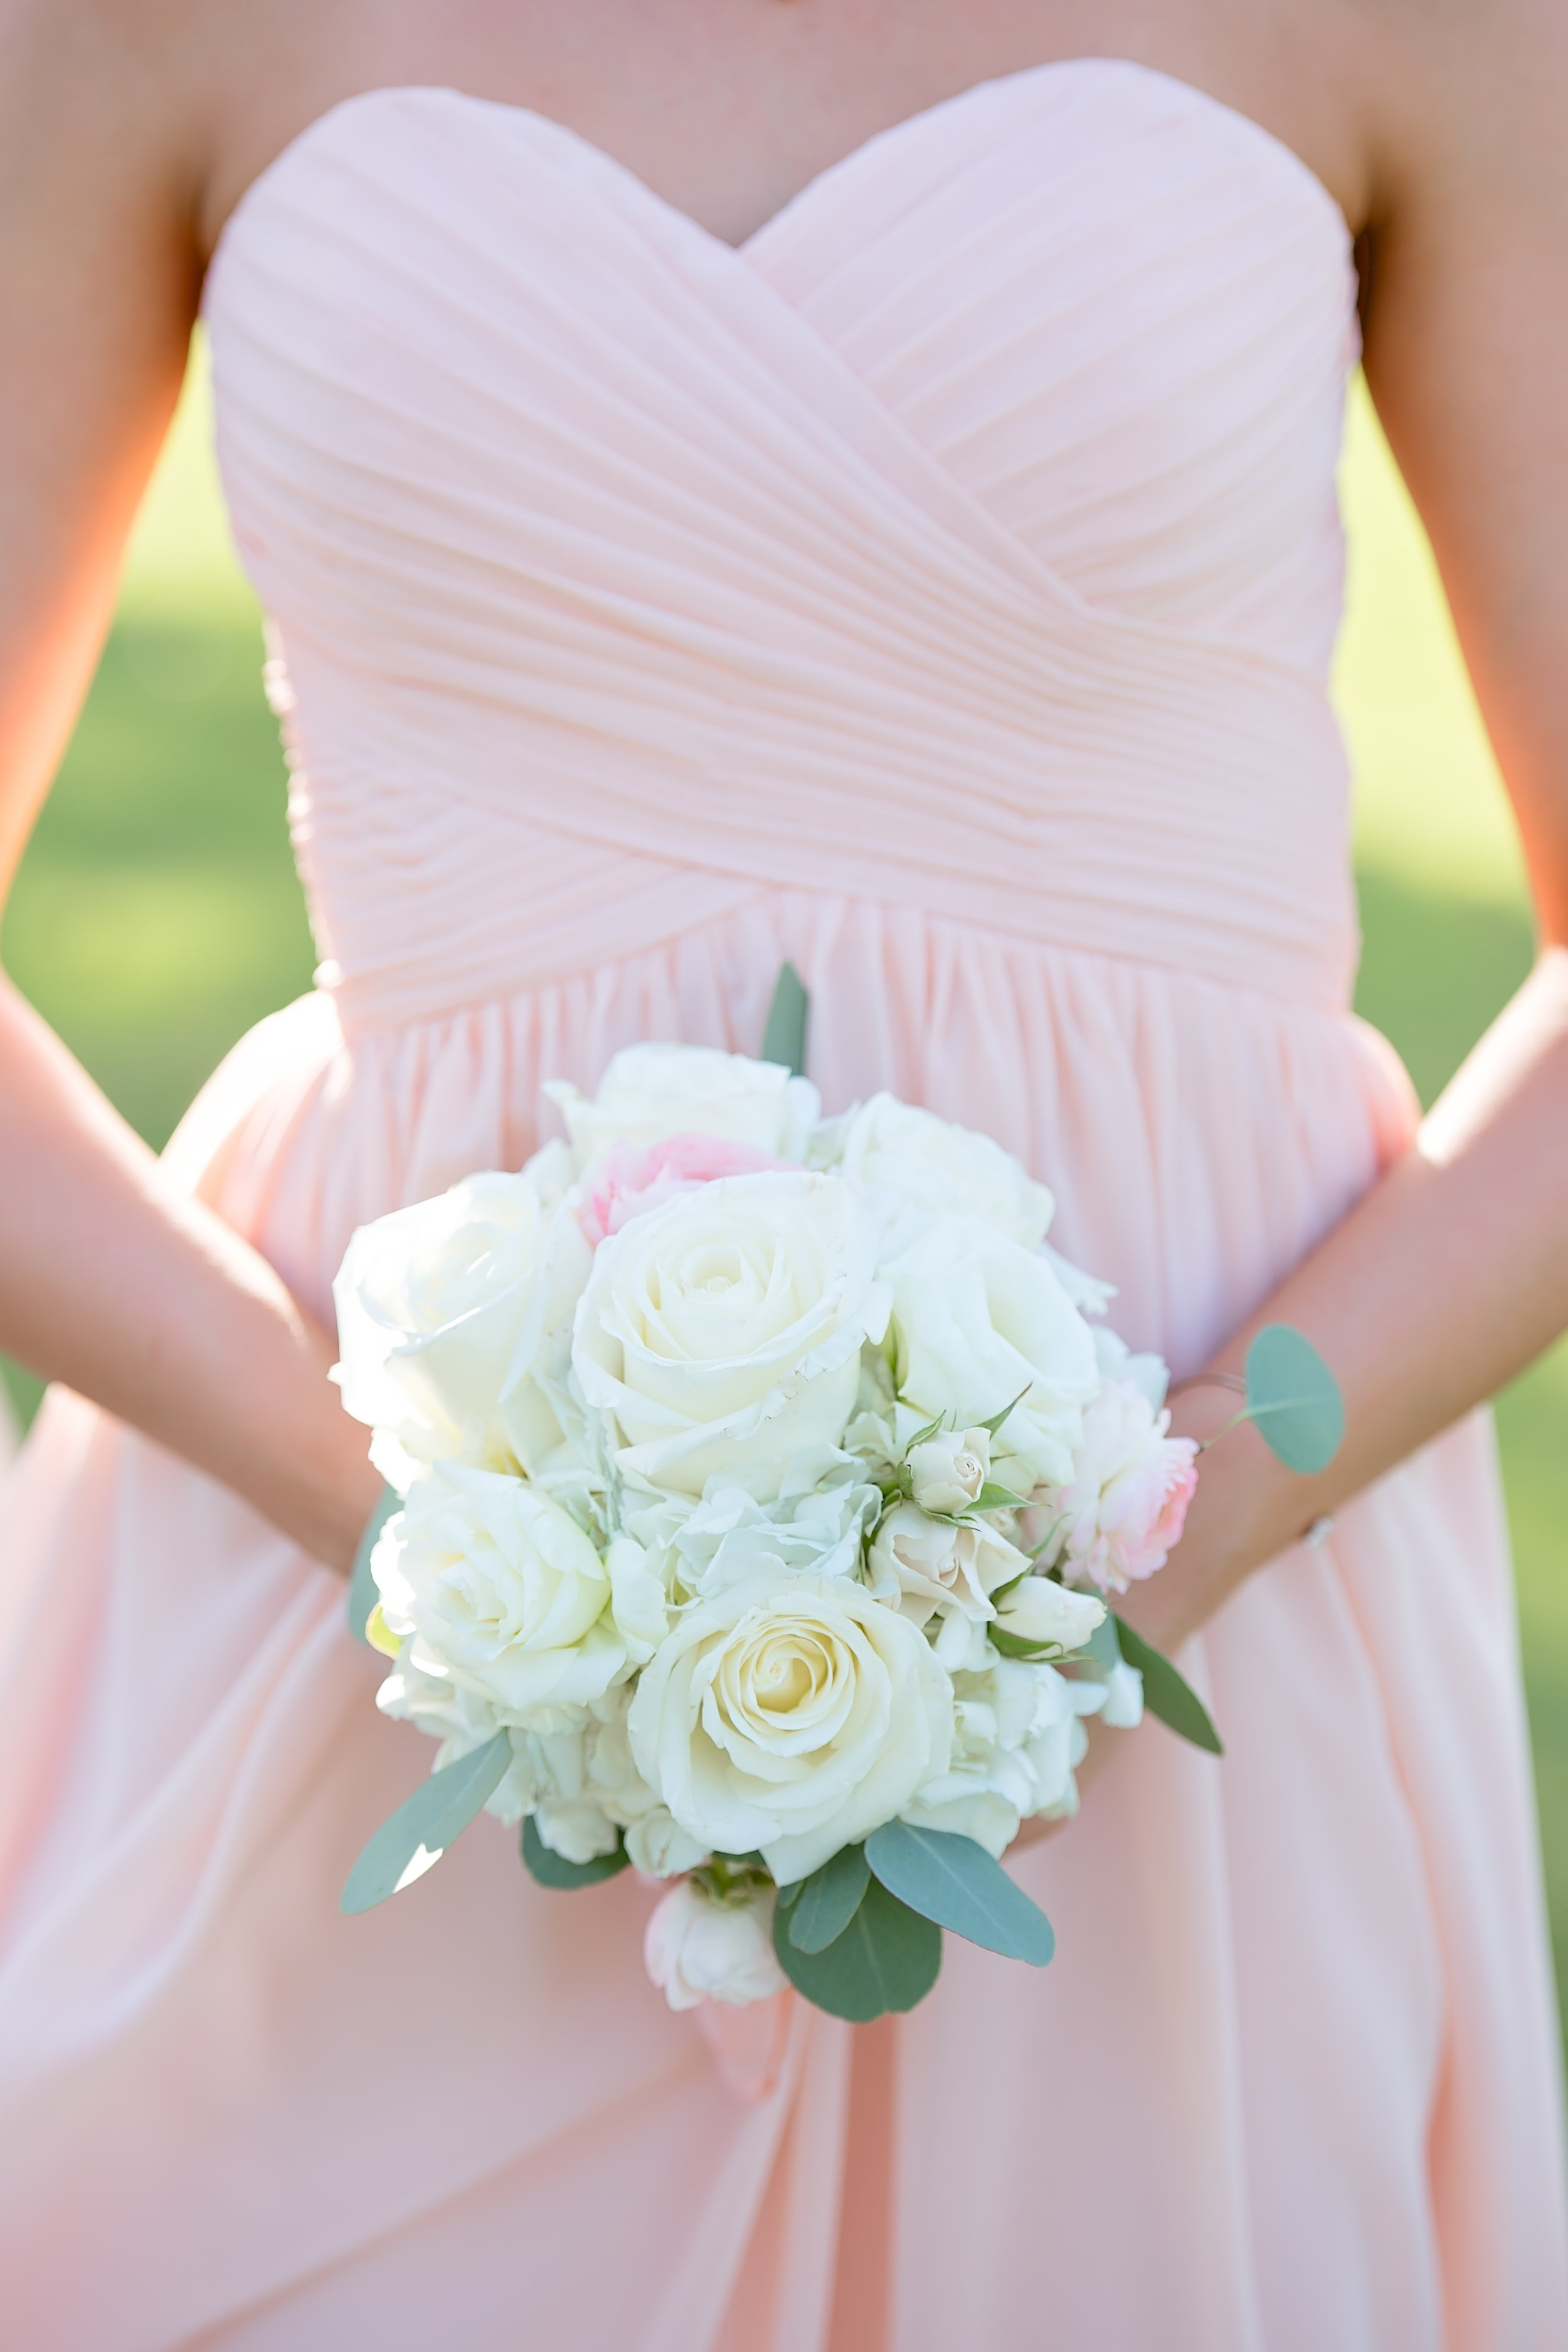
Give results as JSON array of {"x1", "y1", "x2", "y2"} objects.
[
  {"x1": 332, "y1": 1173, "x2": 591, "y2": 1477},
  {"x1": 573, "y1": 1172, "x2": 891, "y2": 1500},
  {"x1": 904, "y1": 1656, "x2": 1108, "y2": 1855},
  {"x1": 888, "y1": 1217, "x2": 1099, "y2": 1491},
  {"x1": 644, "y1": 1878, "x2": 787, "y2": 2011},
  {"x1": 840, "y1": 1094, "x2": 1055, "y2": 1259},
  {"x1": 374, "y1": 1465, "x2": 625, "y2": 1724},
  {"x1": 547, "y1": 1042, "x2": 820, "y2": 1167},
  {"x1": 866, "y1": 1503, "x2": 1028, "y2": 1668},
  {"x1": 629, "y1": 1572, "x2": 953, "y2": 1883},
  {"x1": 992, "y1": 1574, "x2": 1106, "y2": 1653},
  {"x1": 906, "y1": 1426, "x2": 992, "y2": 1513}
]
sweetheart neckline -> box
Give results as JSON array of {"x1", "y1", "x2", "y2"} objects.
[{"x1": 204, "y1": 55, "x2": 1351, "y2": 295}]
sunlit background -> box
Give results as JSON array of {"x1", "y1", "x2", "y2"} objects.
[{"x1": 3, "y1": 342, "x2": 1565, "y2": 2027}]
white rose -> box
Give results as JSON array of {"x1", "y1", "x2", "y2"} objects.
[
  {"x1": 625, "y1": 1808, "x2": 711, "y2": 1877},
  {"x1": 839, "y1": 1094, "x2": 1054, "y2": 1258},
  {"x1": 547, "y1": 1042, "x2": 820, "y2": 1166},
  {"x1": 866, "y1": 1502, "x2": 1027, "y2": 1668},
  {"x1": 628, "y1": 1572, "x2": 953, "y2": 1884},
  {"x1": 644, "y1": 1878, "x2": 787, "y2": 2011},
  {"x1": 906, "y1": 1426, "x2": 991, "y2": 1513},
  {"x1": 332, "y1": 1173, "x2": 591, "y2": 1476},
  {"x1": 992, "y1": 1574, "x2": 1106, "y2": 1654},
  {"x1": 888, "y1": 1217, "x2": 1099, "y2": 1490},
  {"x1": 627, "y1": 1453, "x2": 881, "y2": 1602},
  {"x1": 904, "y1": 1656, "x2": 1106, "y2": 1855},
  {"x1": 374, "y1": 1465, "x2": 625, "y2": 1723},
  {"x1": 573, "y1": 1172, "x2": 891, "y2": 1500}
]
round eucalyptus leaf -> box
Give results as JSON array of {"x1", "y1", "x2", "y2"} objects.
[
  {"x1": 1244, "y1": 1325, "x2": 1344, "y2": 1475},
  {"x1": 521, "y1": 1816, "x2": 630, "y2": 1889},
  {"x1": 865, "y1": 1820, "x2": 1054, "y2": 1966},
  {"x1": 786, "y1": 1843, "x2": 871, "y2": 1954},
  {"x1": 772, "y1": 1873, "x2": 941, "y2": 2020}
]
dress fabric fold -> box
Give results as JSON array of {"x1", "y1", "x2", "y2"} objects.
[{"x1": 0, "y1": 60, "x2": 1562, "y2": 2349}]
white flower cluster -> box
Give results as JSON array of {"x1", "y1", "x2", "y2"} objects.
[{"x1": 333, "y1": 1045, "x2": 1198, "y2": 2011}]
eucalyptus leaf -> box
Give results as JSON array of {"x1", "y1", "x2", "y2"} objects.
[
  {"x1": 786, "y1": 1843, "x2": 871, "y2": 1954},
  {"x1": 341, "y1": 1731, "x2": 511, "y2": 1914},
  {"x1": 772, "y1": 1873, "x2": 941, "y2": 2020},
  {"x1": 1111, "y1": 1618, "x2": 1223, "y2": 1756},
  {"x1": 975, "y1": 1481, "x2": 1031, "y2": 1512},
  {"x1": 1084, "y1": 1614, "x2": 1123, "y2": 1673},
  {"x1": 864, "y1": 1820, "x2": 1054, "y2": 1966},
  {"x1": 521, "y1": 1816, "x2": 631, "y2": 1889},
  {"x1": 347, "y1": 1484, "x2": 400, "y2": 1646},
  {"x1": 1244, "y1": 1325, "x2": 1345, "y2": 1475},
  {"x1": 760, "y1": 961, "x2": 809, "y2": 1079}
]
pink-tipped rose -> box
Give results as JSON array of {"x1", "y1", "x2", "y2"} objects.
[
  {"x1": 578, "y1": 1134, "x2": 788, "y2": 1246},
  {"x1": 1044, "y1": 1382, "x2": 1199, "y2": 1593}
]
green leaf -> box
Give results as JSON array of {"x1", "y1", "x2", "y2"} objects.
[
  {"x1": 975, "y1": 1385, "x2": 1032, "y2": 1439},
  {"x1": 521, "y1": 1815, "x2": 631, "y2": 1888},
  {"x1": 975, "y1": 1481, "x2": 1031, "y2": 1512},
  {"x1": 901, "y1": 1412, "x2": 948, "y2": 1453},
  {"x1": 986, "y1": 1624, "x2": 1065, "y2": 1662},
  {"x1": 865, "y1": 1820, "x2": 1054, "y2": 1965},
  {"x1": 786, "y1": 1843, "x2": 871, "y2": 1954},
  {"x1": 772, "y1": 1873, "x2": 941, "y2": 2020},
  {"x1": 760, "y1": 961, "x2": 809, "y2": 1078},
  {"x1": 1084, "y1": 1613, "x2": 1123, "y2": 1673},
  {"x1": 347, "y1": 1484, "x2": 400, "y2": 1646},
  {"x1": 341, "y1": 1731, "x2": 511, "y2": 1913},
  {"x1": 1244, "y1": 1324, "x2": 1345, "y2": 1475},
  {"x1": 1111, "y1": 1618, "x2": 1224, "y2": 1756}
]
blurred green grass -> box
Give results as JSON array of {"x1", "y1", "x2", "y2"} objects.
[{"x1": 2, "y1": 344, "x2": 1565, "y2": 2016}]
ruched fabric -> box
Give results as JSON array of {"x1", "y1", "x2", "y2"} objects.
[{"x1": 0, "y1": 61, "x2": 1563, "y2": 2351}]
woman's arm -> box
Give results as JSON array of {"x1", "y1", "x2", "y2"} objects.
[
  {"x1": 0, "y1": 0, "x2": 379, "y2": 1567},
  {"x1": 1123, "y1": 0, "x2": 1568, "y2": 1658}
]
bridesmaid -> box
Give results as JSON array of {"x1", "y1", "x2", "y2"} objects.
[{"x1": 2, "y1": 1, "x2": 1567, "y2": 2346}]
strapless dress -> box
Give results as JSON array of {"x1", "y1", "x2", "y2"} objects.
[{"x1": 0, "y1": 60, "x2": 1563, "y2": 2351}]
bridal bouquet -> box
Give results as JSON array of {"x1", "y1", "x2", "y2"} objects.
[{"x1": 334, "y1": 972, "x2": 1339, "y2": 2021}]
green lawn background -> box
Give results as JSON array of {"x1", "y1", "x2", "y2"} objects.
[{"x1": 3, "y1": 342, "x2": 1565, "y2": 2018}]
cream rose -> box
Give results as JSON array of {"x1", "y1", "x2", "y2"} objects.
[
  {"x1": 888, "y1": 1217, "x2": 1099, "y2": 1491},
  {"x1": 628, "y1": 1572, "x2": 953, "y2": 1883},
  {"x1": 374, "y1": 1465, "x2": 625, "y2": 1723},
  {"x1": 548, "y1": 1042, "x2": 820, "y2": 1166},
  {"x1": 644, "y1": 1879, "x2": 787, "y2": 2010},
  {"x1": 572, "y1": 1172, "x2": 890, "y2": 1499},
  {"x1": 839, "y1": 1093, "x2": 1056, "y2": 1259},
  {"x1": 333, "y1": 1173, "x2": 591, "y2": 1476},
  {"x1": 906, "y1": 1426, "x2": 992, "y2": 1513}
]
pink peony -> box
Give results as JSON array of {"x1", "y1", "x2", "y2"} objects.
[
  {"x1": 578, "y1": 1133, "x2": 788, "y2": 1246},
  {"x1": 1046, "y1": 1382, "x2": 1199, "y2": 1594}
]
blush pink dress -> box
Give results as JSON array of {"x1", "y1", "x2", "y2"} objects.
[{"x1": 1, "y1": 61, "x2": 1564, "y2": 2351}]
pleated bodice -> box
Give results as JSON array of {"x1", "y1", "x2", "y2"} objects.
[{"x1": 204, "y1": 63, "x2": 1361, "y2": 1035}]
